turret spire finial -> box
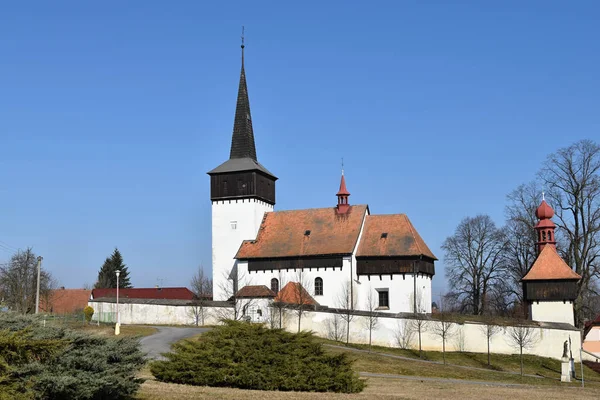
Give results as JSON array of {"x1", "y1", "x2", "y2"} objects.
[
  {"x1": 542, "y1": 191, "x2": 545, "y2": 201},
  {"x1": 341, "y1": 157, "x2": 344, "y2": 176},
  {"x1": 241, "y1": 26, "x2": 245, "y2": 65}
]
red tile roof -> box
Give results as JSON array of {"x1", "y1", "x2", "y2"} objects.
[
  {"x1": 356, "y1": 214, "x2": 437, "y2": 259},
  {"x1": 236, "y1": 285, "x2": 276, "y2": 298},
  {"x1": 274, "y1": 282, "x2": 319, "y2": 306},
  {"x1": 40, "y1": 289, "x2": 91, "y2": 314},
  {"x1": 236, "y1": 205, "x2": 368, "y2": 259},
  {"x1": 522, "y1": 246, "x2": 581, "y2": 281},
  {"x1": 91, "y1": 287, "x2": 195, "y2": 300}
]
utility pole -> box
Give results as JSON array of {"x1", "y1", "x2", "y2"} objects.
[
  {"x1": 35, "y1": 256, "x2": 43, "y2": 314},
  {"x1": 115, "y1": 270, "x2": 120, "y2": 335}
]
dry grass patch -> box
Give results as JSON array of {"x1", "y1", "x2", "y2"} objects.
[
  {"x1": 70, "y1": 323, "x2": 158, "y2": 337},
  {"x1": 137, "y1": 376, "x2": 600, "y2": 400},
  {"x1": 323, "y1": 340, "x2": 600, "y2": 386}
]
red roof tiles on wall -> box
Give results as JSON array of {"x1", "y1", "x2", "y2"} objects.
[
  {"x1": 91, "y1": 287, "x2": 196, "y2": 300},
  {"x1": 236, "y1": 205, "x2": 369, "y2": 259},
  {"x1": 236, "y1": 285, "x2": 276, "y2": 298},
  {"x1": 356, "y1": 214, "x2": 437, "y2": 259}
]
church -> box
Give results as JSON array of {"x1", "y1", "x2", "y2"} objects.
[{"x1": 208, "y1": 43, "x2": 436, "y2": 315}]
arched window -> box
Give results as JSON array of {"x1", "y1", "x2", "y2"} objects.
[
  {"x1": 542, "y1": 231, "x2": 547, "y2": 241},
  {"x1": 270, "y1": 278, "x2": 279, "y2": 293},
  {"x1": 314, "y1": 277, "x2": 323, "y2": 296},
  {"x1": 548, "y1": 230, "x2": 552, "y2": 241}
]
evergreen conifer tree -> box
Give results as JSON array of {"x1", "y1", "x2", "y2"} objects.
[{"x1": 94, "y1": 248, "x2": 132, "y2": 288}]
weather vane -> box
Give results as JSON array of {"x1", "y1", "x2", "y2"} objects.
[
  {"x1": 341, "y1": 157, "x2": 344, "y2": 175},
  {"x1": 241, "y1": 26, "x2": 245, "y2": 48}
]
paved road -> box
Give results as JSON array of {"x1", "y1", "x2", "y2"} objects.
[{"x1": 140, "y1": 326, "x2": 210, "y2": 360}]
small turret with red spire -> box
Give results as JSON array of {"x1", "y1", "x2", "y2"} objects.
[
  {"x1": 336, "y1": 169, "x2": 350, "y2": 214},
  {"x1": 534, "y1": 193, "x2": 556, "y2": 254}
]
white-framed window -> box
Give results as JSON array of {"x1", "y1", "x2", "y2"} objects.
[{"x1": 230, "y1": 221, "x2": 237, "y2": 230}]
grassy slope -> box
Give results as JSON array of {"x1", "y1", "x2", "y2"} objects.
[
  {"x1": 136, "y1": 333, "x2": 600, "y2": 399},
  {"x1": 324, "y1": 340, "x2": 600, "y2": 386}
]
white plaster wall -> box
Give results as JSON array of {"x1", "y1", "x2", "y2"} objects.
[
  {"x1": 531, "y1": 301, "x2": 574, "y2": 325},
  {"x1": 587, "y1": 326, "x2": 600, "y2": 341},
  {"x1": 355, "y1": 274, "x2": 432, "y2": 314},
  {"x1": 88, "y1": 300, "x2": 588, "y2": 362},
  {"x1": 243, "y1": 259, "x2": 353, "y2": 309},
  {"x1": 212, "y1": 199, "x2": 273, "y2": 300},
  {"x1": 89, "y1": 301, "x2": 222, "y2": 326},
  {"x1": 238, "y1": 298, "x2": 271, "y2": 323},
  {"x1": 241, "y1": 263, "x2": 432, "y2": 314},
  {"x1": 283, "y1": 310, "x2": 584, "y2": 362}
]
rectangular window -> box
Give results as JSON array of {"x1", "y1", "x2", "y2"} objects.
[
  {"x1": 230, "y1": 221, "x2": 237, "y2": 230},
  {"x1": 377, "y1": 289, "x2": 389, "y2": 309}
]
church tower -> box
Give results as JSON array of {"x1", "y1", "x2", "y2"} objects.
[
  {"x1": 522, "y1": 197, "x2": 581, "y2": 325},
  {"x1": 208, "y1": 40, "x2": 277, "y2": 301}
]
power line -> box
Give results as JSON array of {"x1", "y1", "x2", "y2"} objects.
[{"x1": 0, "y1": 240, "x2": 18, "y2": 252}]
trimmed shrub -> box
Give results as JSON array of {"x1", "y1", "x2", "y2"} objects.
[
  {"x1": 0, "y1": 313, "x2": 145, "y2": 400},
  {"x1": 150, "y1": 320, "x2": 365, "y2": 393},
  {"x1": 84, "y1": 305, "x2": 94, "y2": 323}
]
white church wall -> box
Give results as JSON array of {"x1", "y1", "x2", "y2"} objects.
[
  {"x1": 244, "y1": 260, "x2": 353, "y2": 309},
  {"x1": 241, "y1": 262, "x2": 432, "y2": 314},
  {"x1": 530, "y1": 301, "x2": 575, "y2": 326},
  {"x1": 354, "y1": 274, "x2": 432, "y2": 314},
  {"x1": 212, "y1": 198, "x2": 273, "y2": 301}
]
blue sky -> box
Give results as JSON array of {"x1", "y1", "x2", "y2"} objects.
[{"x1": 1, "y1": 2, "x2": 598, "y2": 301}]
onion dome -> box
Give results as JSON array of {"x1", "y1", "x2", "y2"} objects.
[{"x1": 535, "y1": 199, "x2": 554, "y2": 220}]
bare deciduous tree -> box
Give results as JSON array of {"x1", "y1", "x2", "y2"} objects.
[
  {"x1": 325, "y1": 314, "x2": 345, "y2": 342},
  {"x1": 189, "y1": 266, "x2": 213, "y2": 326},
  {"x1": 216, "y1": 266, "x2": 253, "y2": 321},
  {"x1": 394, "y1": 320, "x2": 415, "y2": 350},
  {"x1": 478, "y1": 320, "x2": 502, "y2": 366},
  {"x1": 336, "y1": 280, "x2": 357, "y2": 344},
  {"x1": 430, "y1": 312, "x2": 455, "y2": 365},
  {"x1": 506, "y1": 325, "x2": 539, "y2": 376},
  {"x1": 442, "y1": 215, "x2": 508, "y2": 315},
  {"x1": 453, "y1": 325, "x2": 466, "y2": 352},
  {"x1": 0, "y1": 248, "x2": 55, "y2": 314},
  {"x1": 539, "y1": 140, "x2": 600, "y2": 326},
  {"x1": 268, "y1": 271, "x2": 287, "y2": 329},
  {"x1": 363, "y1": 290, "x2": 379, "y2": 352},
  {"x1": 292, "y1": 269, "x2": 314, "y2": 333},
  {"x1": 505, "y1": 182, "x2": 542, "y2": 316}
]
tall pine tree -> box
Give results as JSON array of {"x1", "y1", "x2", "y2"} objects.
[{"x1": 94, "y1": 248, "x2": 132, "y2": 288}]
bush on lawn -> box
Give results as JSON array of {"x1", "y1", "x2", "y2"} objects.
[
  {"x1": 84, "y1": 306, "x2": 94, "y2": 323},
  {"x1": 150, "y1": 320, "x2": 365, "y2": 393},
  {"x1": 0, "y1": 313, "x2": 145, "y2": 400}
]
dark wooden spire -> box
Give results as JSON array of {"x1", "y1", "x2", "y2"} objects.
[
  {"x1": 207, "y1": 33, "x2": 277, "y2": 205},
  {"x1": 229, "y1": 42, "x2": 257, "y2": 160}
]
